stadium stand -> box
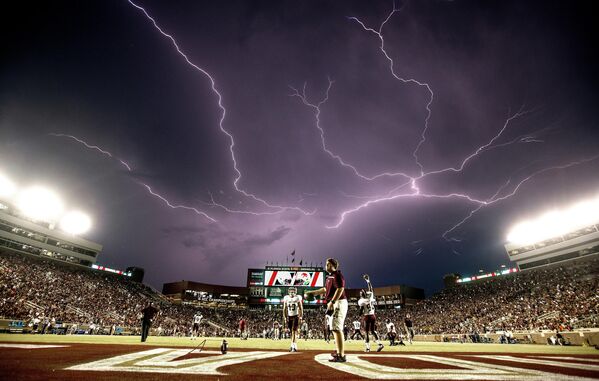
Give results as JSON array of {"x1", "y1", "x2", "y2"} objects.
[{"x1": 1, "y1": 250, "x2": 597, "y2": 343}]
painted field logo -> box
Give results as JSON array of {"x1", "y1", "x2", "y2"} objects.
[
  {"x1": 66, "y1": 348, "x2": 288, "y2": 375},
  {"x1": 315, "y1": 354, "x2": 599, "y2": 380}
]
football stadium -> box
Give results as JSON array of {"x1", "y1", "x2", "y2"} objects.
[
  {"x1": 1, "y1": 172, "x2": 598, "y2": 379},
  {"x1": 3, "y1": 0, "x2": 599, "y2": 380}
]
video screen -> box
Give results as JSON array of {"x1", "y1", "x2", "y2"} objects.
[{"x1": 264, "y1": 270, "x2": 324, "y2": 287}]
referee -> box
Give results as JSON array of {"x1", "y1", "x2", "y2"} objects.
[{"x1": 141, "y1": 302, "x2": 159, "y2": 342}]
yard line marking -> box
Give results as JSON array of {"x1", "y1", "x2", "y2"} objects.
[
  {"x1": 315, "y1": 353, "x2": 597, "y2": 380},
  {"x1": 528, "y1": 356, "x2": 599, "y2": 364},
  {"x1": 476, "y1": 355, "x2": 599, "y2": 371},
  {"x1": 66, "y1": 347, "x2": 289, "y2": 375},
  {"x1": 0, "y1": 344, "x2": 69, "y2": 349}
]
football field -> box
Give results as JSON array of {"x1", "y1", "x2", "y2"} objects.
[{"x1": 1, "y1": 334, "x2": 598, "y2": 380}]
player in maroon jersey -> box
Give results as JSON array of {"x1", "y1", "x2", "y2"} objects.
[
  {"x1": 358, "y1": 274, "x2": 383, "y2": 352},
  {"x1": 239, "y1": 317, "x2": 247, "y2": 340}
]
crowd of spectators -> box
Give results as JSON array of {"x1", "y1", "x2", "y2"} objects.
[
  {"x1": 391, "y1": 256, "x2": 599, "y2": 336},
  {"x1": 1, "y1": 250, "x2": 597, "y2": 340}
]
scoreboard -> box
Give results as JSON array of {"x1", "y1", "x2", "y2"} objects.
[{"x1": 247, "y1": 266, "x2": 326, "y2": 306}]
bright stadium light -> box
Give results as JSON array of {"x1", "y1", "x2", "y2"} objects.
[
  {"x1": 16, "y1": 186, "x2": 64, "y2": 222},
  {"x1": 506, "y1": 221, "x2": 536, "y2": 245},
  {"x1": 507, "y1": 193, "x2": 599, "y2": 245},
  {"x1": 537, "y1": 211, "x2": 566, "y2": 240},
  {"x1": 0, "y1": 174, "x2": 17, "y2": 199},
  {"x1": 59, "y1": 211, "x2": 92, "y2": 235},
  {"x1": 565, "y1": 201, "x2": 597, "y2": 230}
]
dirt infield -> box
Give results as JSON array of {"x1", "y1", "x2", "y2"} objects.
[{"x1": 1, "y1": 341, "x2": 599, "y2": 380}]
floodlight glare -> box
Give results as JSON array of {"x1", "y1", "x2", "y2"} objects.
[
  {"x1": 506, "y1": 221, "x2": 535, "y2": 245},
  {"x1": 0, "y1": 174, "x2": 16, "y2": 199},
  {"x1": 16, "y1": 186, "x2": 64, "y2": 222},
  {"x1": 565, "y1": 201, "x2": 596, "y2": 230},
  {"x1": 59, "y1": 211, "x2": 91, "y2": 235},
  {"x1": 507, "y1": 193, "x2": 599, "y2": 245},
  {"x1": 537, "y1": 211, "x2": 566, "y2": 240}
]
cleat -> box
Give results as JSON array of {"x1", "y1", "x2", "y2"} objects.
[
  {"x1": 329, "y1": 355, "x2": 347, "y2": 363},
  {"x1": 377, "y1": 344, "x2": 384, "y2": 352}
]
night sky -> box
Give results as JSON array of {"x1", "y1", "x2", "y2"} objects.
[{"x1": 2, "y1": 0, "x2": 598, "y2": 295}]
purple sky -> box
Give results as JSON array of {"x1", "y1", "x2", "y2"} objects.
[{"x1": 2, "y1": 0, "x2": 598, "y2": 294}]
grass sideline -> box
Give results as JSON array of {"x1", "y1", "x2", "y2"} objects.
[{"x1": 1, "y1": 333, "x2": 597, "y2": 354}]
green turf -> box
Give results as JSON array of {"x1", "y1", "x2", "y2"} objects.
[{"x1": 0, "y1": 334, "x2": 597, "y2": 354}]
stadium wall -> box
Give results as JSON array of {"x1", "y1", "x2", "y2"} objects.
[{"x1": 414, "y1": 329, "x2": 599, "y2": 346}]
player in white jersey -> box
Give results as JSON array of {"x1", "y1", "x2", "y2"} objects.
[
  {"x1": 191, "y1": 312, "x2": 203, "y2": 340},
  {"x1": 283, "y1": 287, "x2": 303, "y2": 351},
  {"x1": 358, "y1": 274, "x2": 383, "y2": 352},
  {"x1": 385, "y1": 318, "x2": 400, "y2": 346},
  {"x1": 350, "y1": 319, "x2": 363, "y2": 340}
]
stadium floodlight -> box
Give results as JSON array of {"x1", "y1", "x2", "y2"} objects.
[
  {"x1": 16, "y1": 186, "x2": 64, "y2": 222},
  {"x1": 506, "y1": 221, "x2": 536, "y2": 245},
  {"x1": 507, "y1": 193, "x2": 599, "y2": 245},
  {"x1": 0, "y1": 174, "x2": 17, "y2": 199},
  {"x1": 59, "y1": 211, "x2": 92, "y2": 235},
  {"x1": 537, "y1": 211, "x2": 567, "y2": 240}
]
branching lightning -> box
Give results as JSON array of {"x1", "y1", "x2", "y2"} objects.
[
  {"x1": 49, "y1": 1, "x2": 595, "y2": 243},
  {"x1": 127, "y1": 0, "x2": 313, "y2": 217},
  {"x1": 348, "y1": 1, "x2": 434, "y2": 176},
  {"x1": 289, "y1": 79, "x2": 412, "y2": 181},
  {"x1": 316, "y1": 1, "x2": 599, "y2": 236},
  {"x1": 442, "y1": 155, "x2": 599, "y2": 240}
]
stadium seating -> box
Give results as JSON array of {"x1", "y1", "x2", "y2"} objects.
[{"x1": 1, "y1": 250, "x2": 597, "y2": 341}]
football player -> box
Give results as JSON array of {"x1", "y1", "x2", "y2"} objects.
[
  {"x1": 358, "y1": 274, "x2": 383, "y2": 352},
  {"x1": 404, "y1": 313, "x2": 415, "y2": 344},
  {"x1": 239, "y1": 317, "x2": 247, "y2": 340},
  {"x1": 191, "y1": 312, "x2": 203, "y2": 340},
  {"x1": 385, "y1": 318, "x2": 400, "y2": 346},
  {"x1": 350, "y1": 318, "x2": 363, "y2": 340},
  {"x1": 273, "y1": 321, "x2": 281, "y2": 340},
  {"x1": 283, "y1": 287, "x2": 303, "y2": 351}
]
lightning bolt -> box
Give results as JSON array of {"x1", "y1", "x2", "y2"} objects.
[
  {"x1": 205, "y1": 191, "x2": 285, "y2": 216},
  {"x1": 348, "y1": 1, "x2": 434, "y2": 176},
  {"x1": 49, "y1": 133, "x2": 217, "y2": 222},
  {"x1": 289, "y1": 79, "x2": 412, "y2": 181},
  {"x1": 142, "y1": 184, "x2": 217, "y2": 222},
  {"x1": 442, "y1": 155, "x2": 599, "y2": 240},
  {"x1": 323, "y1": 1, "x2": 599, "y2": 233},
  {"x1": 441, "y1": 179, "x2": 513, "y2": 241},
  {"x1": 49, "y1": 133, "x2": 133, "y2": 171},
  {"x1": 127, "y1": 0, "x2": 313, "y2": 216}
]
